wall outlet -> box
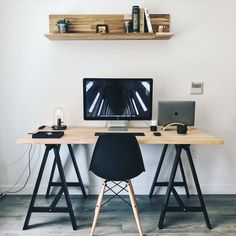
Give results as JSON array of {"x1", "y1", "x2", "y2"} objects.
[{"x1": 191, "y1": 82, "x2": 203, "y2": 94}]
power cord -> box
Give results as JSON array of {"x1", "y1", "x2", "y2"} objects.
[
  {"x1": 0, "y1": 145, "x2": 31, "y2": 167},
  {"x1": 0, "y1": 144, "x2": 39, "y2": 199}
]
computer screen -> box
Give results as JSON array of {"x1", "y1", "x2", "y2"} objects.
[
  {"x1": 83, "y1": 78, "x2": 153, "y2": 120},
  {"x1": 158, "y1": 101, "x2": 195, "y2": 126}
]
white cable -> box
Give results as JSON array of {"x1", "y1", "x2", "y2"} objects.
[
  {"x1": 0, "y1": 145, "x2": 31, "y2": 167},
  {"x1": 4, "y1": 144, "x2": 34, "y2": 193},
  {"x1": 0, "y1": 144, "x2": 38, "y2": 197}
]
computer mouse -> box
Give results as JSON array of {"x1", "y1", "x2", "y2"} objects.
[
  {"x1": 38, "y1": 125, "x2": 46, "y2": 129},
  {"x1": 153, "y1": 132, "x2": 161, "y2": 136}
]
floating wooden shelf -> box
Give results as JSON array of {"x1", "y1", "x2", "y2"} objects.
[
  {"x1": 45, "y1": 14, "x2": 174, "y2": 41},
  {"x1": 44, "y1": 32, "x2": 174, "y2": 40}
]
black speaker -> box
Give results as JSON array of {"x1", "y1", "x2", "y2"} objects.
[{"x1": 177, "y1": 124, "x2": 187, "y2": 134}]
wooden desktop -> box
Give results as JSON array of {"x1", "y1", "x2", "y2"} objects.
[
  {"x1": 17, "y1": 126, "x2": 223, "y2": 145},
  {"x1": 17, "y1": 126, "x2": 223, "y2": 231}
]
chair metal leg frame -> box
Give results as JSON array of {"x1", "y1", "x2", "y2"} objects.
[
  {"x1": 46, "y1": 144, "x2": 87, "y2": 198},
  {"x1": 158, "y1": 145, "x2": 212, "y2": 229},
  {"x1": 102, "y1": 181, "x2": 130, "y2": 207},
  {"x1": 149, "y1": 144, "x2": 190, "y2": 198},
  {"x1": 90, "y1": 180, "x2": 144, "y2": 236},
  {"x1": 23, "y1": 144, "x2": 77, "y2": 230}
]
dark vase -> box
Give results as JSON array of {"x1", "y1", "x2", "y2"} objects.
[{"x1": 57, "y1": 23, "x2": 69, "y2": 33}]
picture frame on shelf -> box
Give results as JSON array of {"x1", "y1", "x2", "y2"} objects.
[{"x1": 96, "y1": 24, "x2": 109, "y2": 33}]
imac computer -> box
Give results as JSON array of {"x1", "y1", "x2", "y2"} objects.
[{"x1": 83, "y1": 78, "x2": 153, "y2": 131}]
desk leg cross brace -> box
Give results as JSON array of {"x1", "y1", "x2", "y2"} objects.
[
  {"x1": 149, "y1": 144, "x2": 190, "y2": 198},
  {"x1": 158, "y1": 145, "x2": 212, "y2": 229},
  {"x1": 46, "y1": 144, "x2": 87, "y2": 198},
  {"x1": 23, "y1": 144, "x2": 77, "y2": 230}
]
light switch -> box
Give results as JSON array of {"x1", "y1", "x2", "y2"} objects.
[{"x1": 191, "y1": 82, "x2": 203, "y2": 94}]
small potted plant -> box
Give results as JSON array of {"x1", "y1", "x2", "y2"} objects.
[{"x1": 56, "y1": 18, "x2": 71, "y2": 33}]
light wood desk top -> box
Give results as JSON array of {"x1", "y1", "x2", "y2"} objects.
[{"x1": 17, "y1": 126, "x2": 224, "y2": 145}]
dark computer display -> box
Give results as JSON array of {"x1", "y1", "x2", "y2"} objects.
[
  {"x1": 83, "y1": 78, "x2": 153, "y2": 120},
  {"x1": 158, "y1": 101, "x2": 195, "y2": 126}
]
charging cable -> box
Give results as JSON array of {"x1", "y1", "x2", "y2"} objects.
[{"x1": 0, "y1": 144, "x2": 39, "y2": 199}]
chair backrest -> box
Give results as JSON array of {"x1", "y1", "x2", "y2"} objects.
[{"x1": 89, "y1": 134, "x2": 145, "y2": 181}]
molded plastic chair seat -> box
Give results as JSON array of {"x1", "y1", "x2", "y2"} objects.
[
  {"x1": 90, "y1": 133, "x2": 145, "y2": 181},
  {"x1": 89, "y1": 133, "x2": 145, "y2": 236}
]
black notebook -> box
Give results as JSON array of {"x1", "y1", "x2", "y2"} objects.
[{"x1": 32, "y1": 131, "x2": 64, "y2": 139}]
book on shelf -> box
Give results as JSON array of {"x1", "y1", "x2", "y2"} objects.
[
  {"x1": 132, "y1": 6, "x2": 140, "y2": 33},
  {"x1": 139, "y1": 8, "x2": 145, "y2": 33},
  {"x1": 144, "y1": 8, "x2": 153, "y2": 33}
]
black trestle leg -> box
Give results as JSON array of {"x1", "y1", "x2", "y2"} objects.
[
  {"x1": 46, "y1": 145, "x2": 61, "y2": 198},
  {"x1": 149, "y1": 144, "x2": 190, "y2": 198},
  {"x1": 175, "y1": 144, "x2": 190, "y2": 198},
  {"x1": 68, "y1": 144, "x2": 87, "y2": 198},
  {"x1": 23, "y1": 145, "x2": 52, "y2": 230},
  {"x1": 50, "y1": 188, "x2": 64, "y2": 209},
  {"x1": 158, "y1": 145, "x2": 182, "y2": 229},
  {"x1": 149, "y1": 144, "x2": 168, "y2": 198},
  {"x1": 178, "y1": 157, "x2": 190, "y2": 198},
  {"x1": 184, "y1": 145, "x2": 212, "y2": 229},
  {"x1": 45, "y1": 144, "x2": 87, "y2": 198},
  {"x1": 46, "y1": 158, "x2": 56, "y2": 198},
  {"x1": 53, "y1": 146, "x2": 77, "y2": 230}
]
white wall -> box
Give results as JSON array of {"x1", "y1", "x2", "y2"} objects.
[{"x1": 0, "y1": 0, "x2": 235, "y2": 195}]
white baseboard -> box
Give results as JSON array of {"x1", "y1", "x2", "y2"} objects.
[{"x1": 1, "y1": 184, "x2": 236, "y2": 195}]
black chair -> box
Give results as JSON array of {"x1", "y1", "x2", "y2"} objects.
[{"x1": 89, "y1": 133, "x2": 145, "y2": 236}]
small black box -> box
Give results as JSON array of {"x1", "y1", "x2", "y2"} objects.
[
  {"x1": 177, "y1": 124, "x2": 187, "y2": 135},
  {"x1": 32, "y1": 131, "x2": 64, "y2": 139},
  {"x1": 150, "y1": 125, "x2": 157, "y2": 132}
]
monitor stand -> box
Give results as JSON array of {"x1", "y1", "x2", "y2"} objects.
[
  {"x1": 109, "y1": 126, "x2": 128, "y2": 131},
  {"x1": 108, "y1": 121, "x2": 128, "y2": 131}
]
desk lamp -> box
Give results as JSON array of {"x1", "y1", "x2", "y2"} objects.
[{"x1": 52, "y1": 107, "x2": 67, "y2": 130}]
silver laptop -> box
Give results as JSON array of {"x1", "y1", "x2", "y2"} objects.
[{"x1": 158, "y1": 101, "x2": 195, "y2": 126}]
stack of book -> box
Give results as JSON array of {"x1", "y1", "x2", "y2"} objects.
[{"x1": 132, "y1": 6, "x2": 153, "y2": 33}]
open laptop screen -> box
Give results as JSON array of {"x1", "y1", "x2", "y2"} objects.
[{"x1": 158, "y1": 101, "x2": 195, "y2": 126}]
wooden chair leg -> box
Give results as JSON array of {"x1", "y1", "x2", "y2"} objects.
[
  {"x1": 90, "y1": 181, "x2": 106, "y2": 236},
  {"x1": 127, "y1": 180, "x2": 144, "y2": 236}
]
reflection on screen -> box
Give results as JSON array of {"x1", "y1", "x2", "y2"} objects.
[{"x1": 84, "y1": 79, "x2": 153, "y2": 120}]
